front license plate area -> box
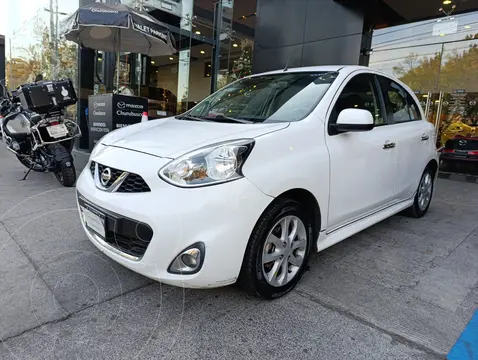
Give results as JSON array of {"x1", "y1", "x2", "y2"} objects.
[
  {"x1": 46, "y1": 123, "x2": 68, "y2": 138},
  {"x1": 80, "y1": 206, "x2": 105, "y2": 239},
  {"x1": 454, "y1": 151, "x2": 468, "y2": 158}
]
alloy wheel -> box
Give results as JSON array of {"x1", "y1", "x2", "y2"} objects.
[
  {"x1": 261, "y1": 215, "x2": 308, "y2": 287},
  {"x1": 418, "y1": 172, "x2": 433, "y2": 211}
]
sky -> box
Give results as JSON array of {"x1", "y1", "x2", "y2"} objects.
[{"x1": 0, "y1": 0, "x2": 80, "y2": 58}]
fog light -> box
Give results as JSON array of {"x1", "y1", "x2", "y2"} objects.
[{"x1": 168, "y1": 242, "x2": 205, "y2": 274}]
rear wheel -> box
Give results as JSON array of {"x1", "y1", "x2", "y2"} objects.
[
  {"x1": 48, "y1": 143, "x2": 76, "y2": 187},
  {"x1": 239, "y1": 198, "x2": 313, "y2": 299},
  {"x1": 404, "y1": 167, "x2": 435, "y2": 218}
]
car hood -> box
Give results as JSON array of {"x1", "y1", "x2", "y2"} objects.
[{"x1": 101, "y1": 117, "x2": 289, "y2": 158}]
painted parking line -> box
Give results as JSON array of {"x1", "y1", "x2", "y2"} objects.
[{"x1": 448, "y1": 310, "x2": 478, "y2": 360}]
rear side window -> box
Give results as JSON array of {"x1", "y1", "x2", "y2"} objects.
[
  {"x1": 406, "y1": 93, "x2": 421, "y2": 120},
  {"x1": 378, "y1": 76, "x2": 421, "y2": 123}
]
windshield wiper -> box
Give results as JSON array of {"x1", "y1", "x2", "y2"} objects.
[
  {"x1": 203, "y1": 114, "x2": 254, "y2": 124},
  {"x1": 176, "y1": 114, "x2": 209, "y2": 122}
]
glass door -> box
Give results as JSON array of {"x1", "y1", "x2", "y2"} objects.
[{"x1": 437, "y1": 91, "x2": 478, "y2": 174}]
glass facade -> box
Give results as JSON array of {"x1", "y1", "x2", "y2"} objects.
[
  {"x1": 3, "y1": 0, "x2": 257, "y2": 150},
  {"x1": 86, "y1": 0, "x2": 256, "y2": 118},
  {"x1": 5, "y1": 0, "x2": 477, "y2": 176},
  {"x1": 370, "y1": 11, "x2": 478, "y2": 175}
]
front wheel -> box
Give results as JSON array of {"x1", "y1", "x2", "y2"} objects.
[
  {"x1": 238, "y1": 198, "x2": 313, "y2": 300},
  {"x1": 54, "y1": 166, "x2": 76, "y2": 187},
  {"x1": 404, "y1": 167, "x2": 435, "y2": 218}
]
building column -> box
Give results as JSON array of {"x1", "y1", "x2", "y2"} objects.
[
  {"x1": 252, "y1": 0, "x2": 374, "y2": 73},
  {"x1": 176, "y1": 0, "x2": 194, "y2": 113},
  {"x1": 0, "y1": 35, "x2": 5, "y2": 84},
  {"x1": 76, "y1": 0, "x2": 96, "y2": 150}
]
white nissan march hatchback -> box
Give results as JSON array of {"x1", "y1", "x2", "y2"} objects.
[{"x1": 76, "y1": 66, "x2": 438, "y2": 299}]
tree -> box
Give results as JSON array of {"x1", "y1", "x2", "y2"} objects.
[
  {"x1": 230, "y1": 38, "x2": 253, "y2": 81},
  {"x1": 392, "y1": 53, "x2": 420, "y2": 77},
  {"x1": 6, "y1": 19, "x2": 77, "y2": 90},
  {"x1": 391, "y1": 43, "x2": 478, "y2": 93},
  {"x1": 216, "y1": 38, "x2": 254, "y2": 90},
  {"x1": 464, "y1": 33, "x2": 478, "y2": 40}
]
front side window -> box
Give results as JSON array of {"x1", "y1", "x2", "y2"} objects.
[
  {"x1": 182, "y1": 72, "x2": 339, "y2": 123},
  {"x1": 330, "y1": 73, "x2": 384, "y2": 126},
  {"x1": 378, "y1": 76, "x2": 421, "y2": 123}
]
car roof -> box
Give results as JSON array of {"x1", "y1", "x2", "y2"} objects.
[{"x1": 254, "y1": 65, "x2": 370, "y2": 76}]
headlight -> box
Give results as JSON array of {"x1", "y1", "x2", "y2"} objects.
[{"x1": 158, "y1": 139, "x2": 255, "y2": 187}]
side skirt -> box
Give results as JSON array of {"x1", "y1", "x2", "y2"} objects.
[{"x1": 316, "y1": 198, "x2": 414, "y2": 253}]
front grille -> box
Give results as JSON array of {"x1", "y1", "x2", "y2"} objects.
[
  {"x1": 118, "y1": 173, "x2": 151, "y2": 193},
  {"x1": 90, "y1": 161, "x2": 123, "y2": 185},
  {"x1": 446, "y1": 138, "x2": 478, "y2": 151},
  {"x1": 78, "y1": 193, "x2": 153, "y2": 258},
  {"x1": 104, "y1": 227, "x2": 152, "y2": 258},
  {"x1": 90, "y1": 161, "x2": 151, "y2": 193}
]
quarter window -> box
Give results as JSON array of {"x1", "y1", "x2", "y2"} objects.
[
  {"x1": 330, "y1": 74, "x2": 384, "y2": 126},
  {"x1": 378, "y1": 76, "x2": 421, "y2": 123}
]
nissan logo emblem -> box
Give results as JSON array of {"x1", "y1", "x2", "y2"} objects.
[
  {"x1": 117, "y1": 101, "x2": 126, "y2": 109},
  {"x1": 100, "y1": 168, "x2": 112, "y2": 186}
]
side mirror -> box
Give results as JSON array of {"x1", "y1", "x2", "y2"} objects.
[{"x1": 332, "y1": 108, "x2": 374, "y2": 133}]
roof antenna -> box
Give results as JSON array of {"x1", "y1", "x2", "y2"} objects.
[{"x1": 283, "y1": 53, "x2": 293, "y2": 72}]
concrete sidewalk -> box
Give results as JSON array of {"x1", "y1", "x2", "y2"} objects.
[{"x1": 0, "y1": 146, "x2": 476, "y2": 359}]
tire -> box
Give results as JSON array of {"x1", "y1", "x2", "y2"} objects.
[
  {"x1": 404, "y1": 167, "x2": 435, "y2": 218},
  {"x1": 48, "y1": 143, "x2": 76, "y2": 187},
  {"x1": 238, "y1": 198, "x2": 313, "y2": 300},
  {"x1": 54, "y1": 166, "x2": 76, "y2": 187}
]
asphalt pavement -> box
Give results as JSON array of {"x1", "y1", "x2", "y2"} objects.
[{"x1": 0, "y1": 146, "x2": 477, "y2": 360}]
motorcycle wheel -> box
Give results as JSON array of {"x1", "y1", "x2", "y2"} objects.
[
  {"x1": 54, "y1": 167, "x2": 76, "y2": 187},
  {"x1": 49, "y1": 143, "x2": 76, "y2": 187}
]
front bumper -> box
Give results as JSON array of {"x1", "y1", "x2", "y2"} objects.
[{"x1": 76, "y1": 146, "x2": 273, "y2": 289}]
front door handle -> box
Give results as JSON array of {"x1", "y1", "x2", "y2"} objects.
[
  {"x1": 421, "y1": 134, "x2": 429, "y2": 141},
  {"x1": 383, "y1": 141, "x2": 396, "y2": 149}
]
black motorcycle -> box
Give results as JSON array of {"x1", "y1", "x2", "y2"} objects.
[{"x1": 0, "y1": 78, "x2": 81, "y2": 187}]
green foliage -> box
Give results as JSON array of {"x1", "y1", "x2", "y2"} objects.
[
  {"x1": 217, "y1": 38, "x2": 253, "y2": 90},
  {"x1": 392, "y1": 39, "x2": 478, "y2": 93},
  {"x1": 7, "y1": 19, "x2": 77, "y2": 90}
]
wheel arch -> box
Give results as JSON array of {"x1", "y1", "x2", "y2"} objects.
[
  {"x1": 276, "y1": 188, "x2": 322, "y2": 247},
  {"x1": 426, "y1": 158, "x2": 439, "y2": 179}
]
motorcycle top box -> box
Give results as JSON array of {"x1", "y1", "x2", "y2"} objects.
[{"x1": 17, "y1": 79, "x2": 77, "y2": 114}]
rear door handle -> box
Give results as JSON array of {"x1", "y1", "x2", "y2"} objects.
[
  {"x1": 421, "y1": 134, "x2": 429, "y2": 141},
  {"x1": 383, "y1": 141, "x2": 396, "y2": 149}
]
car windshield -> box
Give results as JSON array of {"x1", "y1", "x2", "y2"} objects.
[{"x1": 179, "y1": 71, "x2": 338, "y2": 123}]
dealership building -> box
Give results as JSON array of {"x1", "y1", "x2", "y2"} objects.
[{"x1": 2, "y1": 0, "x2": 478, "y2": 171}]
